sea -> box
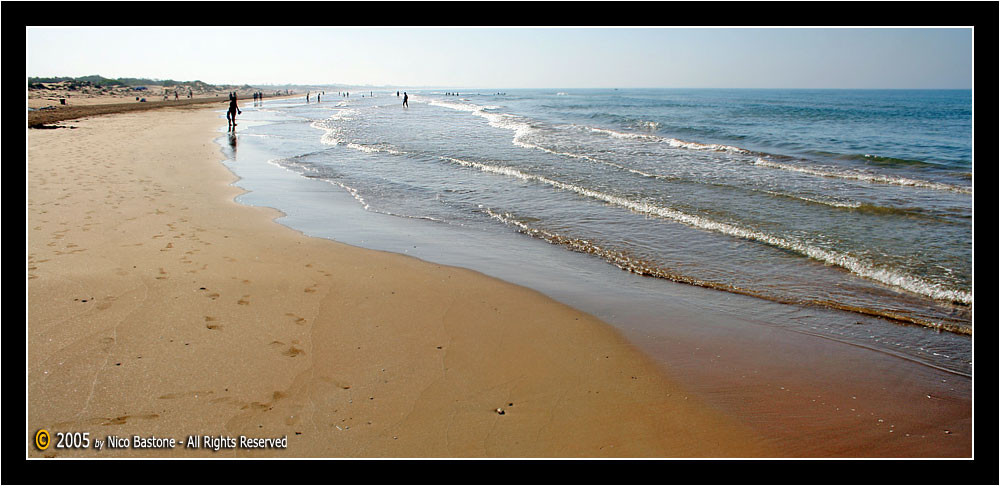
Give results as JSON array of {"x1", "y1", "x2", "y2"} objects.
[{"x1": 219, "y1": 88, "x2": 973, "y2": 376}]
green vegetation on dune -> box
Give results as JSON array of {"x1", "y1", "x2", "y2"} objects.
[{"x1": 28, "y1": 75, "x2": 216, "y2": 89}]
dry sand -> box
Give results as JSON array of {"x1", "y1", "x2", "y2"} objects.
[
  {"x1": 27, "y1": 106, "x2": 777, "y2": 458},
  {"x1": 27, "y1": 86, "x2": 294, "y2": 127},
  {"x1": 27, "y1": 82, "x2": 267, "y2": 110}
]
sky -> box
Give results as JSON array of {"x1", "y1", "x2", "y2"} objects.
[{"x1": 26, "y1": 27, "x2": 973, "y2": 89}]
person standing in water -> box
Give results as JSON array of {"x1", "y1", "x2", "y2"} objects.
[
  {"x1": 402, "y1": 92, "x2": 408, "y2": 108},
  {"x1": 227, "y1": 92, "x2": 241, "y2": 130}
]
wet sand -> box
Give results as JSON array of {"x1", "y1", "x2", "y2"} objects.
[{"x1": 27, "y1": 106, "x2": 777, "y2": 458}]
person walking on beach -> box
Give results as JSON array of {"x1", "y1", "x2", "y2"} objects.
[
  {"x1": 402, "y1": 92, "x2": 408, "y2": 108},
  {"x1": 227, "y1": 92, "x2": 241, "y2": 130}
]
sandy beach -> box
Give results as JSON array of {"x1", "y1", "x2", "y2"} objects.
[
  {"x1": 27, "y1": 83, "x2": 297, "y2": 128},
  {"x1": 27, "y1": 106, "x2": 783, "y2": 458}
]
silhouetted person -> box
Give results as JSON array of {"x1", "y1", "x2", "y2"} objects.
[
  {"x1": 227, "y1": 92, "x2": 241, "y2": 130},
  {"x1": 403, "y1": 92, "x2": 408, "y2": 108}
]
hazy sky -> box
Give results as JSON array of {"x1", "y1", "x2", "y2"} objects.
[{"x1": 26, "y1": 27, "x2": 973, "y2": 89}]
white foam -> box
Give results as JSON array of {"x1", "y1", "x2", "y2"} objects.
[
  {"x1": 431, "y1": 100, "x2": 751, "y2": 156},
  {"x1": 582, "y1": 126, "x2": 750, "y2": 154},
  {"x1": 633, "y1": 120, "x2": 661, "y2": 131},
  {"x1": 754, "y1": 158, "x2": 972, "y2": 194},
  {"x1": 585, "y1": 126, "x2": 660, "y2": 141},
  {"x1": 664, "y1": 138, "x2": 751, "y2": 154},
  {"x1": 310, "y1": 110, "x2": 359, "y2": 146},
  {"x1": 344, "y1": 143, "x2": 405, "y2": 156}
]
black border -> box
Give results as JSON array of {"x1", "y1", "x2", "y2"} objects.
[{"x1": 14, "y1": 1, "x2": 996, "y2": 484}]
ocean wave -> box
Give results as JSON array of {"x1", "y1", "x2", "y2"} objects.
[
  {"x1": 426, "y1": 97, "x2": 757, "y2": 158},
  {"x1": 344, "y1": 143, "x2": 406, "y2": 156},
  {"x1": 806, "y1": 150, "x2": 942, "y2": 168},
  {"x1": 424, "y1": 98, "x2": 971, "y2": 199},
  {"x1": 270, "y1": 156, "x2": 448, "y2": 224},
  {"x1": 483, "y1": 207, "x2": 971, "y2": 335},
  {"x1": 762, "y1": 190, "x2": 862, "y2": 209},
  {"x1": 632, "y1": 120, "x2": 661, "y2": 131},
  {"x1": 581, "y1": 125, "x2": 752, "y2": 154},
  {"x1": 310, "y1": 110, "x2": 359, "y2": 146},
  {"x1": 442, "y1": 155, "x2": 971, "y2": 306},
  {"x1": 754, "y1": 158, "x2": 972, "y2": 194}
]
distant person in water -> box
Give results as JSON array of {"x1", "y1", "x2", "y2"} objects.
[
  {"x1": 227, "y1": 92, "x2": 241, "y2": 130},
  {"x1": 402, "y1": 92, "x2": 408, "y2": 107}
]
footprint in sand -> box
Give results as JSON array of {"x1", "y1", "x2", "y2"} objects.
[
  {"x1": 205, "y1": 317, "x2": 222, "y2": 330},
  {"x1": 268, "y1": 341, "x2": 304, "y2": 358},
  {"x1": 284, "y1": 313, "x2": 307, "y2": 326},
  {"x1": 156, "y1": 268, "x2": 168, "y2": 280},
  {"x1": 304, "y1": 284, "x2": 318, "y2": 293},
  {"x1": 237, "y1": 295, "x2": 251, "y2": 305},
  {"x1": 92, "y1": 413, "x2": 160, "y2": 426}
]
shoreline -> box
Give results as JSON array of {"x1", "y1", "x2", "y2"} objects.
[
  {"x1": 27, "y1": 105, "x2": 776, "y2": 457},
  {"x1": 27, "y1": 91, "x2": 301, "y2": 127}
]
